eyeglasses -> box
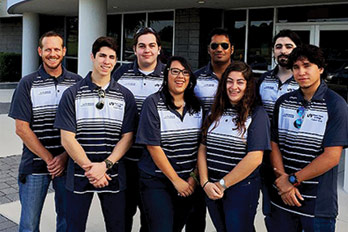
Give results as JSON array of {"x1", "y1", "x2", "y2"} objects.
[
  {"x1": 135, "y1": 27, "x2": 157, "y2": 36},
  {"x1": 293, "y1": 106, "x2": 305, "y2": 129},
  {"x1": 168, "y1": 68, "x2": 190, "y2": 76},
  {"x1": 96, "y1": 88, "x2": 105, "y2": 110},
  {"x1": 210, "y1": 42, "x2": 229, "y2": 50}
]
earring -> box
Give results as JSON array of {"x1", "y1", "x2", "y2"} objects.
[{"x1": 189, "y1": 82, "x2": 193, "y2": 89}]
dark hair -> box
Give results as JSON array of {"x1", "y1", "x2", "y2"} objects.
[
  {"x1": 272, "y1": 29, "x2": 302, "y2": 47},
  {"x1": 133, "y1": 27, "x2": 161, "y2": 47},
  {"x1": 161, "y1": 56, "x2": 201, "y2": 114},
  {"x1": 208, "y1": 28, "x2": 232, "y2": 44},
  {"x1": 287, "y1": 44, "x2": 326, "y2": 69},
  {"x1": 39, "y1": 31, "x2": 64, "y2": 48},
  {"x1": 92, "y1": 37, "x2": 118, "y2": 57},
  {"x1": 202, "y1": 61, "x2": 256, "y2": 137}
]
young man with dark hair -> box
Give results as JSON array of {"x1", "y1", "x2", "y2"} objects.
[
  {"x1": 112, "y1": 27, "x2": 165, "y2": 232},
  {"x1": 55, "y1": 36, "x2": 137, "y2": 231},
  {"x1": 258, "y1": 29, "x2": 303, "y2": 120},
  {"x1": 187, "y1": 28, "x2": 234, "y2": 232},
  {"x1": 194, "y1": 28, "x2": 234, "y2": 112},
  {"x1": 267, "y1": 44, "x2": 348, "y2": 232},
  {"x1": 9, "y1": 31, "x2": 82, "y2": 232}
]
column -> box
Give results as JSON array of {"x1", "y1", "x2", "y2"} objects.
[{"x1": 22, "y1": 12, "x2": 39, "y2": 77}]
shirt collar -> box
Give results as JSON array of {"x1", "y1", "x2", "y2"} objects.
[
  {"x1": 38, "y1": 65, "x2": 67, "y2": 82},
  {"x1": 84, "y1": 72, "x2": 116, "y2": 92},
  {"x1": 271, "y1": 65, "x2": 295, "y2": 85},
  {"x1": 296, "y1": 79, "x2": 328, "y2": 103},
  {"x1": 132, "y1": 60, "x2": 165, "y2": 76},
  {"x1": 204, "y1": 62, "x2": 219, "y2": 81}
]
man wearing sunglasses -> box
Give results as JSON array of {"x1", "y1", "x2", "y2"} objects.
[
  {"x1": 112, "y1": 27, "x2": 165, "y2": 232},
  {"x1": 186, "y1": 28, "x2": 233, "y2": 232},
  {"x1": 55, "y1": 37, "x2": 137, "y2": 231},
  {"x1": 268, "y1": 44, "x2": 348, "y2": 232},
  {"x1": 9, "y1": 31, "x2": 82, "y2": 232},
  {"x1": 194, "y1": 28, "x2": 234, "y2": 113}
]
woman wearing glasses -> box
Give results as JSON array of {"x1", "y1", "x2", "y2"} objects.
[
  {"x1": 197, "y1": 62, "x2": 271, "y2": 232},
  {"x1": 136, "y1": 56, "x2": 202, "y2": 232}
]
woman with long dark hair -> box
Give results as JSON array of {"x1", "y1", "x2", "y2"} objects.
[
  {"x1": 198, "y1": 61, "x2": 271, "y2": 232},
  {"x1": 136, "y1": 56, "x2": 202, "y2": 232}
]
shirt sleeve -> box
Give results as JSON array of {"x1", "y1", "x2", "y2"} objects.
[
  {"x1": 247, "y1": 105, "x2": 271, "y2": 152},
  {"x1": 8, "y1": 76, "x2": 33, "y2": 122},
  {"x1": 135, "y1": 95, "x2": 161, "y2": 146},
  {"x1": 120, "y1": 87, "x2": 137, "y2": 134},
  {"x1": 323, "y1": 93, "x2": 348, "y2": 148},
  {"x1": 54, "y1": 87, "x2": 77, "y2": 133}
]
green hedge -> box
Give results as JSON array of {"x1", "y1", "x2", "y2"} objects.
[{"x1": 0, "y1": 52, "x2": 21, "y2": 82}]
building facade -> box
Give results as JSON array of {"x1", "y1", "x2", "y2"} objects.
[{"x1": 2, "y1": 0, "x2": 348, "y2": 101}]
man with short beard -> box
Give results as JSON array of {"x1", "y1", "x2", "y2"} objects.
[
  {"x1": 9, "y1": 31, "x2": 82, "y2": 232},
  {"x1": 257, "y1": 29, "x2": 302, "y2": 225},
  {"x1": 258, "y1": 29, "x2": 302, "y2": 120}
]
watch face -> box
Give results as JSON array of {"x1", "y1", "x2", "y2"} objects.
[
  {"x1": 219, "y1": 179, "x2": 225, "y2": 185},
  {"x1": 289, "y1": 175, "x2": 296, "y2": 184}
]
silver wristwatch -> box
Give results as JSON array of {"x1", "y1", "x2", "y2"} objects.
[{"x1": 219, "y1": 178, "x2": 227, "y2": 189}]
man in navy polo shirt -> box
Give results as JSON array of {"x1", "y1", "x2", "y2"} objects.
[
  {"x1": 9, "y1": 31, "x2": 82, "y2": 232},
  {"x1": 112, "y1": 27, "x2": 164, "y2": 232},
  {"x1": 54, "y1": 37, "x2": 137, "y2": 231},
  {"x1": 258, "y1": 29, "x2": 302, "y2": 221},
  {"x1": 194, "y1": 28, "x2": 234, "y2": 112},
  {"x1": 187, "y1": 28, "x2": 234, "y2": 232},
  {"x1": 268, "y1": 44, "x2": 348, "y2": 232},
  {"x1": 258, "y1": 29, "x2": 302, "y2": 120}
]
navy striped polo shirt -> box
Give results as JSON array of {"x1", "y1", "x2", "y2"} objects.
[
  {"x1": 270, "y1": 80, "x2": 348, "y2": 218},
  {"x1": 8, "y1": 65, "x2": 82, "y2": 175},
  {"x1": 113, "y1": 61, "x2": 165, "y2": 161},
  {"x1": 194, "y1": 63, "x2": 219, "y2": 113},
  {"x1": 258, "y1": 66, "x2": 299, "y2": 120},
  {"x1": 136, "y1": 91, "x2": 203, "y2": 179},
  {"x1": 204, "y1": 105, "x2": 271, "y2": 182},
  {"x1": 54, "y1": 73, "x2": 137, "y2": 194}
]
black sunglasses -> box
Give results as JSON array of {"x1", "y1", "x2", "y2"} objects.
[
  {"x1": 96, "y1": 88, "x2": 105, "y2": 110},
  {"x1": 210, "y1": 42, "x2": 229, "y2": 50},
  {"x1": 293, "y1": 106, "x2": 305, "y2": 129}
]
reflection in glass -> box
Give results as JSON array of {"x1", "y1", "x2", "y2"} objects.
[
  {"x1": 148, "y1": 11, "x2": 174, "y2": 64},
  {"x1": 247, "y1": 9, "x2": 273, "y2": 71},
  {"x1": 123, "y1": 13, "x2": 146, "y2": 61},
  {"x1": 320, "y1": 30, "x2": 348, "y2": 101},
  {"x1": 224, "y1": 10, "x2": 246, "y2": 62},
  {"x1": 107, "y1": 15, "x2": 122, "y2": 59},
  {"x1": 66, "y1": 17, "x2": 78, "y2": 57}
]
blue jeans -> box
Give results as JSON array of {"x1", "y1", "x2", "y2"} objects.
[
  {"x1": 18, "y1": 174, "x2": 67, "y2": 232},
  {"x1": 206, "y1": 177, "x2": 260, "y2": 232},
  {"x1": 139, "y1": 170, "x2": 194, "y2": 232},
  {"x1": 266, "y1": 204, "x2": 336, "y2": 232},
  {"x1": 66, "y1": 190, "x2": 125, "y2": 232}
]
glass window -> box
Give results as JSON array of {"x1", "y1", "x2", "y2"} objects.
[
  {"x1": 107, "y1": 14, "x2": 122, "y2": 59},
  {"x1": 66, "y1": 17, "x2": 78, "y2": 57},
  {"x1": 224, "y1": 10, "x2": 246, "y2": 62},
  {"x1": 148, "y1": 11, "x2": 174, "y2": 64},
  {"x1": 320, "y1": 30, "x2": 348, "y2": 101},
  {"x1": 278, "y1": 4, "x2": 348, "y2": 23},
  {"x1": 247, "y1": 8, "x2": 273, "y2": 71},
  {"x1": 123, "y1": 13, "x2": 146, "y2": 61}
]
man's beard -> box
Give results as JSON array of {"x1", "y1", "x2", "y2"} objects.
[{"x1": 277, "y1": 54, "x2": 289, "y2": 67}]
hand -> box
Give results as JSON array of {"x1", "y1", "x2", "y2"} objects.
[
  {"x1": 83, "y1": 162, "x2": 107, "y2": 184},
  {"x1": 203, "y1": 182, "x2": 223, "y2": 200},
  {"x1": 187, "y1": 176, "x2": 197, "y2": 190},
  {"x1": 172, "y1": 177, "x2": 194, "y2": 197},
  {"x1": 280, "y1": 187, "x2": 304, "y2": 207},
  {"x1": 274, "y1": 168, "x2": 293, "y2": 194},
  {"x1": 47, "y1": 152, "x2": 68, "y2": 179},
  {"x1": 92, "y1": 174, "x2": 112, "y2": 188}
]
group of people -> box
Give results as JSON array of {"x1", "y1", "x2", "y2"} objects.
[{"x1": 9, "y1": 26, "x2": 348, "y2": 232}]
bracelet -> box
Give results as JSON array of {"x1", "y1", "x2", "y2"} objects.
[{"x1": 202, "y1": 180, "x2": 210, "y2": 189}]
